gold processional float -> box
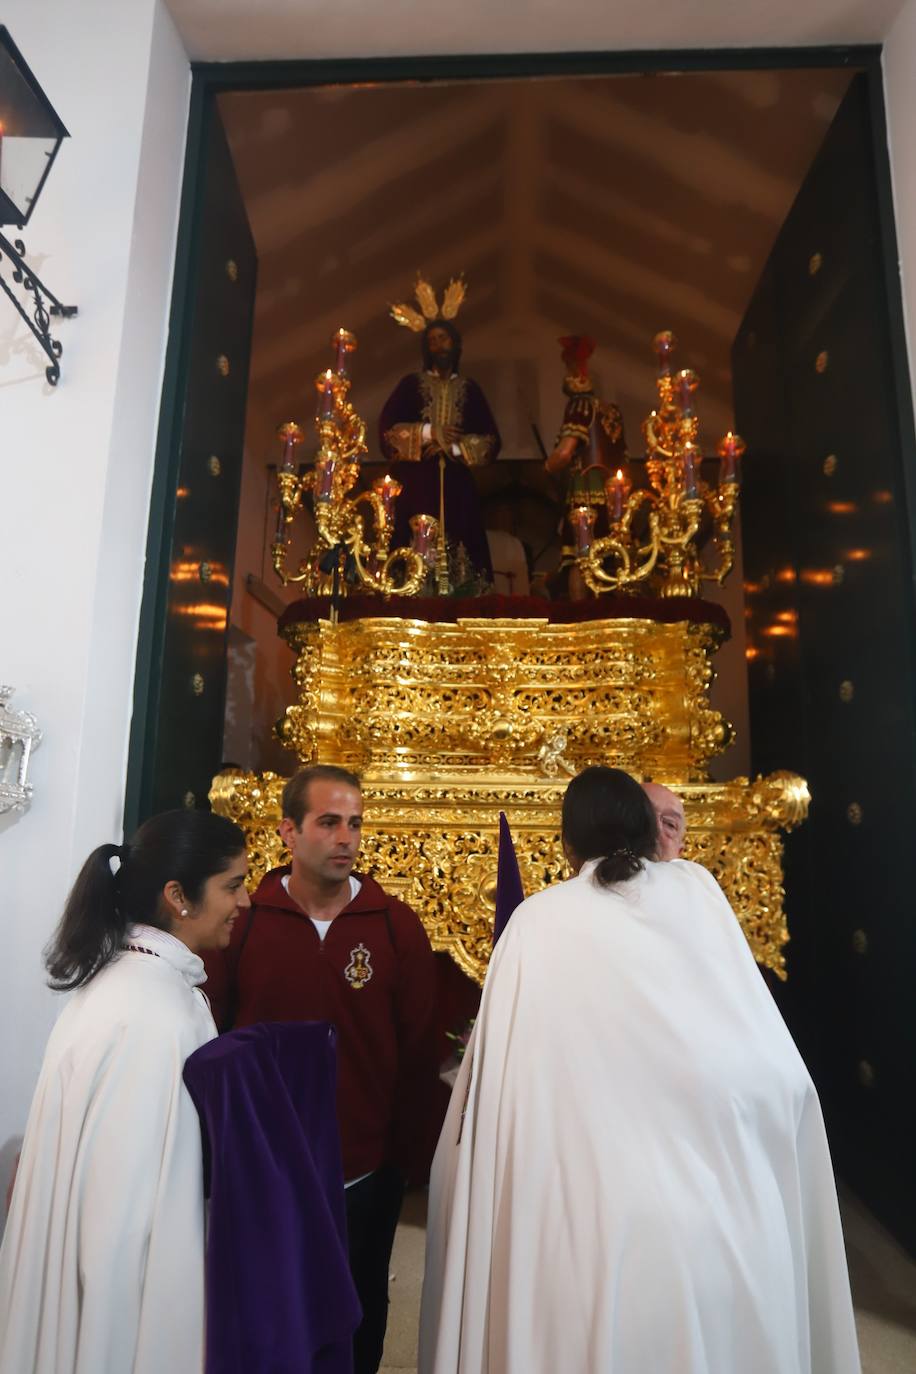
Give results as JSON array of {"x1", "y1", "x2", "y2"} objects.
[{"x1": 212, "y1": 320, "x2": 809, "y2": 983}]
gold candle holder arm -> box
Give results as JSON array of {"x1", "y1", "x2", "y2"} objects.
[
  {"x1": 347, "y1": 487, "x2": 426, "y2": 596},
  {"x1": 271, "y1": 422, "x2": 315, "y2": 586},
  {"x1": 696, "y1": 431, "x2": 744, "y2": 587}
]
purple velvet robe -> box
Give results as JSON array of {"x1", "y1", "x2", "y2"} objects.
[
  {"x1": 378, "y1": 372, "x2": 501, "y2": 579},
  {"x1": 183, "y1": 1022, "x2": 361, "y2": 1374}
]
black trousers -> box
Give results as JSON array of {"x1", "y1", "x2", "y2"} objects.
[{"x1": 345, "y1": 1166, "x2": 406, "y2": 1374}]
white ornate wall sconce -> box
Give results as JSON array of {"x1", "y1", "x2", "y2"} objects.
[{"x1": 0, "y1": 686, "x2": 41, "y2": 814}]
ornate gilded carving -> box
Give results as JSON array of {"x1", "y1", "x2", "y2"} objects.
[
  {"x1": 211, "y1": 766, "x2": 807, "y2": 984},
  {"x1": 274, "y1": 614, "x2": 732, "y2": 782},
  {"x1": 213, "y1": 613, "x2": 808, "y2": 983}
]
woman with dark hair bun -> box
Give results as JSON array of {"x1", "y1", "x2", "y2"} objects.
[
  {"x1": 0, "y1": 809, "x2": 248, "y2": 1374},
  {"x1": 420, "y1": 767, "x2": 860, "y2": 1374}
]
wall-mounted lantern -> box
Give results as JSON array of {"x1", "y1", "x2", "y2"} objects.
[{"x1": 0, "y1": 26, "x2": 76, "y2": 384}]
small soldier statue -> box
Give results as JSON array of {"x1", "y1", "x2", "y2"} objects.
[{"x1": 545, "y1": 335, "x2": 629, "y2": 597}]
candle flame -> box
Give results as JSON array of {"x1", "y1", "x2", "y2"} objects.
[
  {"x1": 826, "y1": 500, "x2": 857, "y2": 515},
  {"x1": 616, "y1": 468, "x2": 623, "y2": 481},
  {"x1": 800, "y1": 569, "x2": 835, "y2": 586}
]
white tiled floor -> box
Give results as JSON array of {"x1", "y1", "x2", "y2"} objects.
[{"x1": 380, "y1": 1188, "x2": 916, "y2": 1374}]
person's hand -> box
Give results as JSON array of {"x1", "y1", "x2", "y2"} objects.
[
  {"x1": 424, "y1": 426, "x2": 461, "y2": 457},
  {"x1": 546, "y1": 436, "x2": 579, "y2": 474},
  {"x1": 545, "y1": 449, "x2": 570, "y2": 474}
]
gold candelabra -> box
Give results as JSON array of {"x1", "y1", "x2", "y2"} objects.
[
  {"x1": 573, "y1": 331, "x2": 745, "y2": 598},
  {"x1": 271, "y1": 329, "x2": 425, "y2": 601}
]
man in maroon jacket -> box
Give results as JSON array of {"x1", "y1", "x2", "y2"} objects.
[{"x1": 205, "y1": 764, "x2": 438, "y2": 1374}]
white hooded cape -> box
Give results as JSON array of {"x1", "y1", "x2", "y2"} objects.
[
  {"x1": 0, "y1": 925, "x2": 216, "y2": 1374},
  {"x1": 420, "y1": 859, "x2": 860, "y2": 1374}
]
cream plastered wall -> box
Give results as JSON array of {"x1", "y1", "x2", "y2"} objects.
[
  {"x1": 884, "y1": 0, "x2": 916, "y2": 429},
  {"x1": 0, "y1": 0, "x2": 191, "y2": 1182}
]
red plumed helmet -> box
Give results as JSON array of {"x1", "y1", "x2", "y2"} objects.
[{"x1": 558, "y1": 334, "x2": 596, "y2": 378}]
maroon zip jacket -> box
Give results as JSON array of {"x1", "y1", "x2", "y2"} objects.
[{"x1": 203, "y1": 867, "x2": 438, "y2": 1182}]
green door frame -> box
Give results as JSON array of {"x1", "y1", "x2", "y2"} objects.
[{"x1": 125, "y1": 42, "x2": 916, "y2": 833}]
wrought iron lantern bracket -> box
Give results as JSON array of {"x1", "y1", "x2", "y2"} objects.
[
  {"x1": 0, "y1": 26, "x2": 77, "y2": 383},
  {"x1": 0, "y1": 229, "x2": 77, "y2": 384}
]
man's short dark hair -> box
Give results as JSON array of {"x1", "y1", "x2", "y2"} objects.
[{"x1": 282, "y1": 765, "x2": 362, "y2": 827}]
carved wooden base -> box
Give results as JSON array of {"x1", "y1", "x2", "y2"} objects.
[{"x1": 211, "y1": 613, "x2": 808, "y2": 983}]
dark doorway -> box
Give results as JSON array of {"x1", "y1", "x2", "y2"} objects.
[
  {"x1": 127, "y1": 48, "x2": 916, "y2": 1255},
  {"x1": 736, "y1": 71, "x2": 916, "y2": 1252}
]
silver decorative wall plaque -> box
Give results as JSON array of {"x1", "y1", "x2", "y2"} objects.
[{"x1": 0, "y1": 687, "x2": 41, "y2": 815}]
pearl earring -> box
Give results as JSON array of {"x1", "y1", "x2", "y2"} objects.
[{"x1": 180, "y1": 908, "x2": 189, "y2": 917}]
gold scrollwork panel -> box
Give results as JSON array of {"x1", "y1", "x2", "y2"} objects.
[
  {"x1": 211, "y1": 769, "x2": 808, "y2": 984},
  {"x1": 276, "y1": 615, "x2": 730, "y2": 781}
]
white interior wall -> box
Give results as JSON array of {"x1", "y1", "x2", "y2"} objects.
[
  {"x1": 884, "y1": 0, "x2": 916, "y2": 430},
  {"x1": 0, "y1": 0, "x2": 190, "y2": 1174}
]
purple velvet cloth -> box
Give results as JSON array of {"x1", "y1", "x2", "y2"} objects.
[
  {"x1": 493, "y1": 811, "x2": 526, "y2": 946},
  {"x1": 183, "y1": 1022, "x2": 361, "y2": 1374},
  {"x1": 378, "y1": 373, "x2": 500, "y2": 578}
]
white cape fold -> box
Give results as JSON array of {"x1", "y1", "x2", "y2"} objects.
[
  {"x1": 0, "y1": 926, "x2": 216, "y2": 1374},
  {"x1": 420, "y1": 859, "x2": 860, "y2": 1374}
]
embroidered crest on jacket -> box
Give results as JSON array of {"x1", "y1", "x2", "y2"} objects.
[{"x1": 344, "y1": 942, "x2": 373, "y2": 989}]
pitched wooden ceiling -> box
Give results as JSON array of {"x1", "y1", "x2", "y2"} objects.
[{"x1": 219, "y1": 66, "x2": 854, "y2": 462}]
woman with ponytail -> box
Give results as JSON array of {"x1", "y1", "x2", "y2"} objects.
[
  {"x1": 420, "y1": 767, "x2": 860, "y2": 1374},
  {"x1": 0, "y1": 809, "x2": 248, "y2": 1374}
]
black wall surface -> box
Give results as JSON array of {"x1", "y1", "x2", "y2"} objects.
[
  {"x1": 127, "y1": 104, "x2": 257, "y2": 822},
  {"x1": 735, "y1": 73, "x2": 916, "y2": 1253}
]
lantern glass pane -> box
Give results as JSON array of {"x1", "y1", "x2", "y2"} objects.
[{"x1": 0, "y1": 41, "x2": 60, "y2": 221}]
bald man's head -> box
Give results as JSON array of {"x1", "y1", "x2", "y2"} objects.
[{"x1": 642, "y1": 782, "x2": 686, "y2": 861}]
